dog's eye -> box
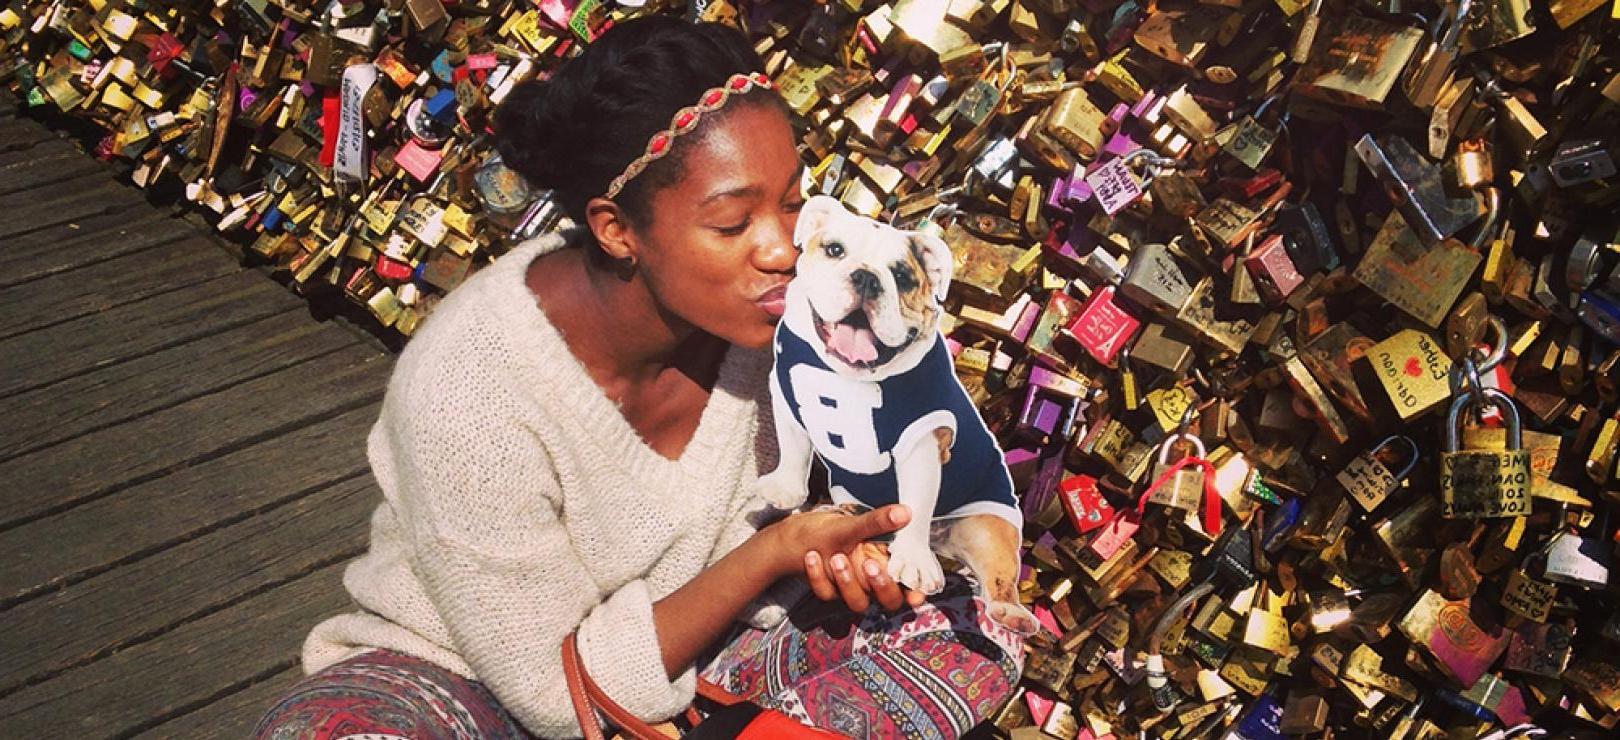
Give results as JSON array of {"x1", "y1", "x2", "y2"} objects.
[
  {"x1": 892, "y1": 265, "x2": 917, "y2": 292},
  {"x1": 824, "y1": 242, "x2": 844, "y2": 258}
]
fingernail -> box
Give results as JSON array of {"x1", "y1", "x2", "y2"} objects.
[
  {"x1": 830, "y1": 555, "x2": 847, "y2": 571},
  {"x1": 805, "y1": 552, "x2": 819, "y2": 567},
  {"x1": 863, "y1": 560, "x2": 880, "y2": 578}
]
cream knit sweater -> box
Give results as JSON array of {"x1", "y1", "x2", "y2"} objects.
[{"x1": 302, "y1": 228, "x2": 782, "y2": 738}]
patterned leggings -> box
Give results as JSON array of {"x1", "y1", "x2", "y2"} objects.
[{"x1": 254, "y1": 575, "x2": 1023, "y2": 739}]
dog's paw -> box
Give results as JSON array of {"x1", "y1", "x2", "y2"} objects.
[
  {"x1": 987, "y1": 600, "x2": 1041, "y2": 636},
  {"x1": 755, "y1": 472, "x2": 809, "y2": 509},
  {"x1": 887, "y1": 538, "x2": 946, "y2": 595}
]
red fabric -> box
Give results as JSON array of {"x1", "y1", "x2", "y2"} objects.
[
  {"x1": 739, "y1": 711, "x2": 844, "y2": 739},
  {"x1": 319, "y1": 90, "x2": 340, "y2": 168}
]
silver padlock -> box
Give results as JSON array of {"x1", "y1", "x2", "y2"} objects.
[
  {"x1": 1120, "y1": 242, "x2": 1195, "y2": 322},
  {"x1": 1355, "y1": 133, "x2": 1481, "y2": 247},
  {"x1": 1336, "y1": 435, "x2": 1421, "y2": 512},
  {"x1": 1540, "y1": 527, "x2": 1612, "y2": 589}
]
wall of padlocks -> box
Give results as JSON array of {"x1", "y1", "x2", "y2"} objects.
[{"x1": 5, "y1": 0, "x2": 1620, "y2": 735}]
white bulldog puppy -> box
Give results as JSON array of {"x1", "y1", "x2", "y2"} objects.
[{"x1": 755, "y1": 195, "x2": 1036, "y2": 634}]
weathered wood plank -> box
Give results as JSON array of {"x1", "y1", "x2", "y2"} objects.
[
  {"x1": 0, "y1": 345, "x2": 389, "y2": 530},
  {"x1": 0, "y1": 117, "x2": 62, "y2": 152},
  {"x1": 0, "y1": 236, "x2": 239, "y2": 341},
  {"x1": 0, "y1": 174, "x2": 142, "y2": 239},
  {"x1": 0, "y1": 560, "x2": 354, "y2": 737},
  {"x1": 0, "y1": 136, "x2": 76, "y2": 167},
  {"x1": 0, "y1": 144, "x2": 103, "y2": 196},
  {"x1": 0, "y1": 475, "x2": 374, "y2": 697},
  {"x1": 131, "y1": 666, "x2": 303, "y2": 740},
  {"x1": 0, "y1": 404, "x2": 377, "y2": 603},
  {"x1": 0, "y1": 271, "x2": 300, "y2": 398},
  {"x1": 0, "y1": 211, "x2": 184, "y2": 288},
  {"x1": 0, "y1": 311, "x2": 357, "y2": 460}
]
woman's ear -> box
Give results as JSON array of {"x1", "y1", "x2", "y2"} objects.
[
  {"x1": 792, "y1": 195, "x2": 845, "y2": 249},
  {"x1": 584, "y1": 196, "x2": 638, "y2": 263},
  {"x1": 908, "y1": 230, "x2": 955, "y2": 304}
]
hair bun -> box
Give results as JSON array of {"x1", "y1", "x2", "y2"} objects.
[{"x1": 493, "y1": 78, "x2": 567, "y2": 191}]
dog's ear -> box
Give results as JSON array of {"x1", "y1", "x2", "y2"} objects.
[
  {"x1": 908, "y1": 230, "x2": 954, "y2": 304},
  {"x1": 793, "y1": 195, "x2": 845, "y2": 249}
]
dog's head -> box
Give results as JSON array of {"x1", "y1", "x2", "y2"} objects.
[{"x1": 784, "y1": 195, "x2": 953, "y2": 381}]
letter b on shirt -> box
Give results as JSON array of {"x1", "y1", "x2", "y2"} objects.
[{"x1": 789, "y1": 365, "x2": 889, "y2": 475}]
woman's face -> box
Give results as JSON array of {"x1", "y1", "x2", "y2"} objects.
[{"x1": 633, "y1": 103, "x2": 804, "y2": 350}]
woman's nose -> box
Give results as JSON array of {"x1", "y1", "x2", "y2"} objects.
[{"x1": 754, "y1": 213, "x2": 798, "y2": 272}]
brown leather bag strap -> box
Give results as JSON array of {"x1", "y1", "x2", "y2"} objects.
[
  {"x1": 562, "y1": 632, "x2": 747, "y2": 739},
  {"x1": 562, "y1": 633, "x2": 610, "y2": 740}
]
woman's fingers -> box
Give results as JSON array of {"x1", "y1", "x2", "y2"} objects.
[
  {"x1": 857, "y1": 504, "x2": 911, "y2": 540},
  {"x1": 855, "y1": 544, "x2": 907, "y2": 608},
  {"x1": 827, "y1": 553, "x2": 871, "y2": 613},
  {"x1": 804, "y1": 551, "x2": 839, "y2": 602}
]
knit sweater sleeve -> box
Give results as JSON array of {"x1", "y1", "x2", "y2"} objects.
[{"x1": 377, "y1": 345, "x2": 694, "y2": 737}]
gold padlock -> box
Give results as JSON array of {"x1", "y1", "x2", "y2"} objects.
[
  {"x1": 1439, "y1": 388, "x2": 1533, "y2": 519},
  {"x1": 1148, "y1": 432, "x2": 1206, "y2": 513}
]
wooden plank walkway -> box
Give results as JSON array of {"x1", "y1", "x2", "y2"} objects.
[{"x1": 0, "y1": 96, "x2": 394, "y2": 738}]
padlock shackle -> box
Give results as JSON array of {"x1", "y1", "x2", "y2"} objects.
[
  {"x1": 1445, "y1": 387, "x2": 1522, "y2": 452},
  {"x1": 1369, "y1": 435, "x2": 1422, "y2": 480},
  {"x1": 1148, "y1": 581, "x2": 1216, "y2": 655},
  {"x1": 1158, "y1": 432, "x2": 1206, "y2": 464},
  {"x1": 1122, "y1": 148, "x2": 1181, "y2": 189},
  {"x1": 1448, "y1": 316, "x2": 1507, "y2": 405},
  {"x1": 1433, "y1": 0, "x2": 1472, "y2": 50},
  {"x1": 1466, "y1": 186, "x2": 1502, "y2": 251}
]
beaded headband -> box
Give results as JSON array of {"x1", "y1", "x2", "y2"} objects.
[{"x1": 602, "y1": 71, "x2": 776, "y2": 200}]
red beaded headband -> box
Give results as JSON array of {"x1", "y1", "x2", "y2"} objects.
[{"x1": 602, "y1": 71, "x2": 776, "y2": 200}]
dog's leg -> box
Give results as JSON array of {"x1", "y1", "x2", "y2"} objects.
[
  {"x1": 935, "y1": 515, "x2": 1039, "y2": 635},
  {"x1": 756, "y1": 369, "x2": 816, "y2": 508},
  {"x1": 887, "y1": 427, "x2": 950, "y2": 594}
]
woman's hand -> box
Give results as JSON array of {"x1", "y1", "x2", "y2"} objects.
[
  {"x1": 764, "y1": 504, "x2": 926, "y2": 614},
  {"x1": 809, "y1": 540, "x2": 928, "y2": 613}
]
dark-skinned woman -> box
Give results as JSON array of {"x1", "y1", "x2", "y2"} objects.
[{"x1": 254, "y1": 17, "x2": 1024, "y2": 739}]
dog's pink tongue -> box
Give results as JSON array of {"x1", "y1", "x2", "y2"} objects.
[{"x1": 828, "y1": 323, "x2": 878, "y2": 363}]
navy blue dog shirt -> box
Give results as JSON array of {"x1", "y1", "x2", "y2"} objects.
[{"x1": 772, "y1": 319, "x2": 1022, "y2": 530}]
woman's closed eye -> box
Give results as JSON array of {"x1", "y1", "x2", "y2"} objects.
[{"x1": 714, "y1": 218, "x2": 751, "y2": 236}]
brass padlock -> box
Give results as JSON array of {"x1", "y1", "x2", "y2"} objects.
[
  {"x1": 1241, "y1": 580, "x2": 1292, "y2": 656},
  {"x1": 1403, "y1": 0, "x2": 1471, "y2": 109},
  {"x1": 1439, "y1": 388, "x2": 1532, "y2": 519},
  {"x1": 1148, "y1": 432, "x2": 1206, "y2": 514}
]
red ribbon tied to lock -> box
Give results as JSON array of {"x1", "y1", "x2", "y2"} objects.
[{"x1": 1135, "y1": 455, "x2": 1223, "y2": 537}]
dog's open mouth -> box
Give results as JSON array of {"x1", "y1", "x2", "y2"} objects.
[{"x1": 812, "y1": 305, "x2": 913, "y2": 369}]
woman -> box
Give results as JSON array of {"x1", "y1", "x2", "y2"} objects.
[{"x1": 255, "y1": 16, "x2": 1024, "y2": 739}]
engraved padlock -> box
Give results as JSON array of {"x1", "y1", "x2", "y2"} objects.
[
  {"x1": 1439, "y1": 388, "x2": 1532, "y2": 520},
  {"x1": 1336, "y1": 435, "x2": 1420, "y2": 512},
  {"x1": 1148, "y1": 432, "x2": 1206, "y2": 513},
  {"x1": 1119, "y1": 241, "x2": 1194, "y2": 321},
  {"x1": 1539, "y1": 527, "x2": 1612, "y2": 589}
]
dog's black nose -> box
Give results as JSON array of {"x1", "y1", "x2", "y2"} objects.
[{"x1": 850, "y1": 268, "x2": 882, "y2": 299}]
